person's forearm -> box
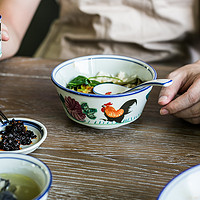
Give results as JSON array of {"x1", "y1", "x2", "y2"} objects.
[{"x1": 0, "y1": 0, "x2": 41, "y2": 60}]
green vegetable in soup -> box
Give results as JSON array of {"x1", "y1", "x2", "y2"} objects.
[
  {"x1": 66, "y1": 75, "x2": 100, "y2": 93},
  {"x1": 67, "y1": 75, "x2": 100, "y2": 88}
]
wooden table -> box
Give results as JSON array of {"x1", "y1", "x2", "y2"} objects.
[{"x1": 0, "y1": 57, "x2": 200, "y2": 200}]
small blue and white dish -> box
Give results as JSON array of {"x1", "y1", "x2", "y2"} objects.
[
  {"x1": 0, "y1": 153, "x2": 52, "y2": 200},
  {"x1": 0, "y1": 118, "x2": 47, "y2": 154}
]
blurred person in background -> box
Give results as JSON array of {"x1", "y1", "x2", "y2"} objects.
[{"x1": 1, "y1": 0, "x2": 200, "y2": 124}]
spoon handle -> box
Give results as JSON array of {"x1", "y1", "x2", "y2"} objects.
[{"x1": 127, "y1": 79, "x2": 172, "y2": 92}]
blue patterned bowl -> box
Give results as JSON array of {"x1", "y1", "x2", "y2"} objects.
[{"x1": 51, "y1": 55, "x2": 156, "y2": 129}]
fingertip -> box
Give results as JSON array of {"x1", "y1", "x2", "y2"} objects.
[
  {"x1": 160, "y1": 108, "x2": 169, "y2": 115},
  {"x1": 2, "y1": 31, "x2": 9, "y2": 41}
]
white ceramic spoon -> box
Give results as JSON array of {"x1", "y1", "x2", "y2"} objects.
[{"x1": 93, "y1": 79, "x2": 173, "y2": 95}]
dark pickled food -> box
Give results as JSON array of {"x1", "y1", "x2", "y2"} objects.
[{"x1": 0, "y1": 119, "x2": 36, "y2": 151}]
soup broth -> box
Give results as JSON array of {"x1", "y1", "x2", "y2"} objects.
[{"x1": 0, "y1": 173, "x2": 41, "y2": 200}]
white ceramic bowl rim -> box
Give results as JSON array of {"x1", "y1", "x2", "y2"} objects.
[
  {"x1": 0, "y1": 118, "x2": 47, "y2": 154},
  {"x1": 157, "y1": 164, "x2": 200, "y2": 199},
  {"x1": 0, "y1": 153, "x2": 52, "y2": 200},
  {"x1": 51, "y1": 55, "x2": 157, "y2": 98}
]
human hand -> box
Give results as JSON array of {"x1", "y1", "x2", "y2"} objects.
[
  {"x1": 1, "y1": 23, "x2": 9, "y2": 41},
  {"x1": 158, "y1": 60, "x2": 200, "y2": 124}
]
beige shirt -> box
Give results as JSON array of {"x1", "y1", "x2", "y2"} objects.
[{"x1": 35, "y1": 0, "x2": 199, "y2": 63}]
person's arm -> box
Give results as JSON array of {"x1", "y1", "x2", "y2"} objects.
[
  {"x1": 158, "y1": 60, "x2": 200, "y2": 124},
  {"x1": 0, "y1": 0, "x2": 41, "y2": 60}
]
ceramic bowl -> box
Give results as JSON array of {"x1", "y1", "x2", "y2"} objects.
[
  {"x1": 0, "y1": 118, "x2": 47, "y2": 154},
  {"x1": 51, "y1": 55, "x2": 157, "y2": 129},
  {"x1": 158, "y1": 165, "x2": 200, "y2": 200},
  {"x1": 0, "y1": 153, "x2": 52, "y2": 200}
]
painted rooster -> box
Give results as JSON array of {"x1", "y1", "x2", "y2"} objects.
[{"x1": 101, "y1": 99, "x2": 137, "y2": 123}]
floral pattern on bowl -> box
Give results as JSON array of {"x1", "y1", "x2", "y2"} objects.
[{"x1": 60, "y1": 95, "x2": 97, "y2": 122}]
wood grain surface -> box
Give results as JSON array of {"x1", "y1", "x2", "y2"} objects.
[{"x1": 0, "y1": 57, "x2": 200, "y2": 200}]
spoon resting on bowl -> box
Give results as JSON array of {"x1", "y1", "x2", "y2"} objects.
[{"x1": 93, "y1": 79, "x2": 173, "y2": 95}]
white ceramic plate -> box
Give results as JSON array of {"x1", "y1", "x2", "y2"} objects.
[
  {"x1": 0, "y1": 118, "x2": 47, "y2": 154},
  {"x1": 158, "y1": 165, "x2": 200, "y2": 200}
]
